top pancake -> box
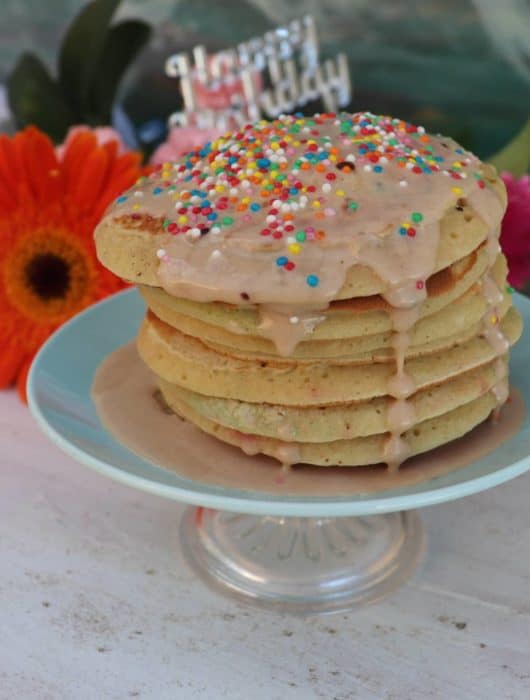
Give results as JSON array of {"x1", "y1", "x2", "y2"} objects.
[{"x1": 95, "y1": 112, "x2": 506, "y2": 306}]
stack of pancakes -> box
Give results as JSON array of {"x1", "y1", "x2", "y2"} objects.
[{"x1": 95, "y1": 112, "x2": 521, "y2": 470}]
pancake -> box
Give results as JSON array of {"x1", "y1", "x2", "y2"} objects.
[
  {"x1": 194, "y1": 284, "x2": 513, "y2": 362},
  {"x1": 139, "y1": 253, "x2": 508, "y2": 361},
  {"x1": 162, "y1": 388, "x2": 498, "y2": 467},
  {"x1": 138, "y1": 244, "x2": 493, "y2": 341},
  {"x1": 95, "y1": 173, "x2": 505, "y2": 302},
  {"x1": 158, "y1": 357, "x2": 505, "y2": 442},
  {"x1": 94, "y1": 111, "x2": 522, "y2": 472},
  {"x1": 138, "y1": 306, "x2": 521, "y2": 405}
]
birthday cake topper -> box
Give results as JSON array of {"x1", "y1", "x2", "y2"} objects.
[{"x1": 165, "y1": 16, "x2": 352, "y2": 130}]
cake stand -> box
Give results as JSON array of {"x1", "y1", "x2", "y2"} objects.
[{"x1": 28, "y1": 289, "x2": 530, "y2": 614}]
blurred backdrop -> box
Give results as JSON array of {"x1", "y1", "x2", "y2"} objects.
[{"x1": 3, "y1": 0, "x2": 530, "y2": 158}]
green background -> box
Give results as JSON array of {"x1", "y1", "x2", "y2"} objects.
[{"x1": 3, "y1": 0, "x2": 530, "y2": 159}]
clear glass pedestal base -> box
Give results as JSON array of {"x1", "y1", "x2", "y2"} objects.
[{"x1": 180, "y1": 507, "x2": 425, "y2": 614}]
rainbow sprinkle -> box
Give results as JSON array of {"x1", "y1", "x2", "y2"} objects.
[{"x1": 114, "y1": 112, "x2": 486, "y2": 289}]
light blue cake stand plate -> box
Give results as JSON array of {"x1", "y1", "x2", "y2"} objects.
[{"x1": 27, "y1": 290, "x2": 530, "y2": 613}]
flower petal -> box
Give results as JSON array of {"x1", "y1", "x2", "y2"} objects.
[
  {"x1": 71, "y1": 146, "x2": 110, "y2": 214},
  {"x1": 15, "y1": 127, "x2": 60, "y2": 204},
  {"x1": 0, "y1": 342, "x2": 24, "y2": 389},
  {"x1": 61, "y1": 130, "x2": 98, "y2": 195},
  {"x1": 16, "y1": 356, "x2": 33, "y2": 404},
  {"x1": 0, "y1": 135, "x2": 21, "y2": 208}
]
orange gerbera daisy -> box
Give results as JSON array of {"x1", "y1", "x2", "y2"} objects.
[{"x1": 0, "y1": 126, "x2": 143, "y2": 401}]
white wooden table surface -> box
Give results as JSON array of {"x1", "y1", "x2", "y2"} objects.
[{"x1": 1, "y1": 391, "x2": 529, "y2": 700}]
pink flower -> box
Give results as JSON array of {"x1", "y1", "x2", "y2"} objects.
[
  {"x1": 55, "y1": 125, "x2": 128, "y2": 160},
  {"x1": 150, "y1": 126, "x2": 223, "y2": 165},
  {"x1": 500, "y1": 172, "x2": 530, "y2": 289}
]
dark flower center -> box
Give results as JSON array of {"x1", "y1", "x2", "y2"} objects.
[{"x1": 25, "y1": 253, "x2": 71, "y2": 300}]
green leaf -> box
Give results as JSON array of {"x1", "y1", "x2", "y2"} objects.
[
  {"x1": 89, "y1": 19, "x2": 151, "y2": 123},
  {"x1": 488, "y1": 117, "x2": 530, "y2": 176},
  {"x1": 7, "y1": 52, "x2": 75, "y2": 142},
  {"x1": 58, "y1": 0, "x2": 121, "y2": 116}
]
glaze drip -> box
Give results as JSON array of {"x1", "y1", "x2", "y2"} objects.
[
  {"x1": 384, "y1": 303, "x2": 422, "y2": 472},
  {"x1": 480, "y1": 238, "x2": 510, "y2": 414},
  {"x1": 258, "y1": 304, "x2": 327, "y2": 357}
]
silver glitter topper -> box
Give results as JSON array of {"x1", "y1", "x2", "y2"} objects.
[{"x1": 165, "y1": 16, "x2": 352, "y2": 130}]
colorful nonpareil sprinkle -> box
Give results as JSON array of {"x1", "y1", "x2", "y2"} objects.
[{"x1": 112, "y1": 111, "x2": 488, "y2": 289}]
